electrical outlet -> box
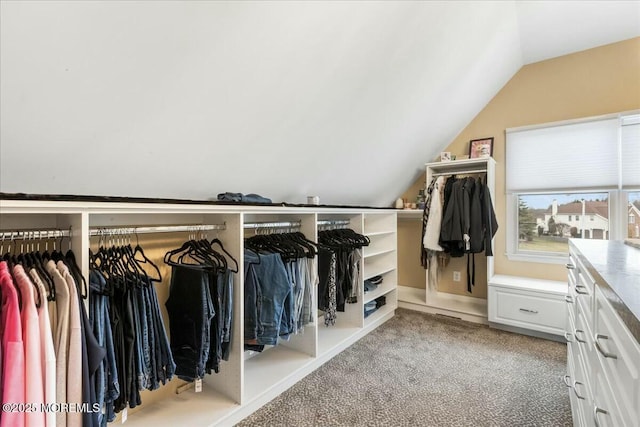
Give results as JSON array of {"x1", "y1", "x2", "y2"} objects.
[{"x1": 453, "y1": 271, "x2": 461, "y2": 282}]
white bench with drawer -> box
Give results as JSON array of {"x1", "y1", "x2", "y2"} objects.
[{"x1": 488, "y1": 274, "x2": 567, "y2": 340}]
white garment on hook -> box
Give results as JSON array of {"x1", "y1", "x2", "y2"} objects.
[
  {"x1": 29, "y1": 269, "x2": 57, "y2": 427},
  {"x1": 423, "y1": 176, "x2": 444, "y2": 251},
  {"x1": 57, "y1": 261, "x2": 82, "y2": 427},
  {"x1": 46, "y1": 260, "x2": 69, "y2": 427}
]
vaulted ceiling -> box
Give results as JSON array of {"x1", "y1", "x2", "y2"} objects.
[{"x1": 1, "y1": 1, "x2": 638, "y2": 206}]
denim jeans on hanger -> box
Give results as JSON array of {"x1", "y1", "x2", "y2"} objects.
[
  {"x1": 244, "y1": 259, "x2": 262, "y2": 343},
  {"x1": 134, "y1": 284, "x2": 151, "y2": 389},
  {"x1": 149, "y1": 283, "x2": 175, "y2": 384},
  {"x1": 302, "y1": 257, "x2": 315, "y2": 327},
  {"x1": 205, "y1": 268, "x2": 234, "y2": 373},
  {"x1": 219, "y1": 269, "x2": 233, "y2": 360},
  {"x1": 279, "y1": 262, "x2": 296, "y2": 339},
  {"x1": 130, "y1": 282, "x2": 146, "y2": 391},
  {"x1": 292, "y1": 259, "x2": 306, "y2": 333},
  {"x1": 206, "y1": 270, "x2": 221, "y2": 374},
  {"x1": 244, "y1": 250, "x2": 292, "y2": 346},
  {"x1": 89, "y1": 269, "x2": 120, "y2": 425},
  {"x1": 141, "y1": 286, "x2": 157, "y2": 390},
  {"x1": 102, "y1": 297, "x2": 119, "y2": 425}
]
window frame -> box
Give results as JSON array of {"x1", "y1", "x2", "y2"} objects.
[{"x1": 505, "y1": 111, "x2": 639, "y2": 264}]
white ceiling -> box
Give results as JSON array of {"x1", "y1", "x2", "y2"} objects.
[
  {"x1": 1, "y1": 1, "x2": 638, "y2": 206},
  {"x1": 516, "y1": 1, "x2": 640, "y2": 64}
]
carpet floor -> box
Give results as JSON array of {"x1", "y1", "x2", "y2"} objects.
[{"x1": 236, "y1": 308, "x2": 572, "y2": 427}]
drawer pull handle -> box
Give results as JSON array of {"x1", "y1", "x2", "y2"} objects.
[
  {"x1": 573, "y1": 381, "x2": 586, "y2": 400},
  {"x1": 565, "y1": 295, "x2": 574, "y2": 304},
  {"x1": 562, "y1": 375, "x2": 571, "y2": 387},
  {"x1": 574, "y1": 329, "x2": 586, "y2": 344},
  {"x1": 564, "y1": 332, "x2": 574, "y2": 342},
  {"x1": 566, "y1": 263, "x2": 575, "y2": 270},
  {"x1": 593, "y1": 406, "x2": 608, "y2": 427},
  {"x1": 519, "y1": 308, "x2": 538, "y2": 314},
  {"x1": 595, "y1": 334, "x2": 618, "y2": 359},
  {"x1": 575, "y1": 285, "x2": 589, "y2": 295}
]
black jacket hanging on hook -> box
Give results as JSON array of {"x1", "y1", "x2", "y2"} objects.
[{"x1": 438, "y1": 175, "x2": 498, "y2": 292}]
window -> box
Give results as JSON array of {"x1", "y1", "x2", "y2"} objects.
[{"x1": 506, "y1": 112, "x2": 640, "y2": 263}]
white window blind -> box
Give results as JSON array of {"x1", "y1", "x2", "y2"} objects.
[
  {"x1": 506, "y1": 117, "x2": 622, "y2": 193},
  {"x1": 621, "y1": 114, "x2": 640, "y2": 189}
]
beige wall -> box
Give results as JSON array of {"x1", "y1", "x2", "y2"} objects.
[
  {"x1": 398, "y1": 218, "x2": 426, "y2": 289},
  {"x1": 400, "y1": 37, "x2": 640, "y2": 290}
]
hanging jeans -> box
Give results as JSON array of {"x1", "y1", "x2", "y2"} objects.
[
  {"x1": 301, "y1": 257, "x2": 316, "y2": 328},
  {"x1": 165, "y1": 266, "x2": 214, "y2": 381},
  {"x1": 218, "y1": 269, "x2": 233, "y2": 361},
  {"x1": 89, "y1": 270, "x2": 120, "y2": 426},
  {"x1": 148, "y1": 282, "x2": 175, "y2": 385},
  {"x1": 205, "y1": 269, "x2": 234, "y2": 374},
  {"x1": 244, "y1": 250, "x2": 293, "y2": 346}
]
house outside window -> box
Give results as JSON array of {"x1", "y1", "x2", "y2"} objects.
[{"x1": 519, "y1": 193, "x2": 609, "y2": 254}]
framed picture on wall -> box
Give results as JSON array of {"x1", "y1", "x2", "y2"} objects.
[{"x1": 469, "y1": 137, "x2": 494, "y2": 158}]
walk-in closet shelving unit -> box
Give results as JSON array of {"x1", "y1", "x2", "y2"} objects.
[
  {"x1": 0, "y1": 199, "x2": 397, "y2": 426},
  {"x1": 316, "y1": 213, "x2": 364, "y2": 356},
  {"x1": 398, "y1": 158, "x2": 495, "y2": 323},
  {"x1": 241, "y1": 212, "x2": 318, "y2": 408},
  {"x1": 362, "y1": 213, "x2": 398, "y2": 326}
]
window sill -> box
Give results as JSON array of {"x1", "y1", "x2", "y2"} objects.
[{"x1": 505, "y1": 252, "x2": 568, "y2": 265}]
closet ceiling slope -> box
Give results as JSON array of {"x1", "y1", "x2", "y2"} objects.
[
  {"x1": 1, "y1": 2, "x2": 637, "y2": 206},
  {"x1": 515, "y1": 1, "x2": 640, "y2": 64},
  {"x1": 0, "y1": 1, "x2": 520, "y2": 206}
]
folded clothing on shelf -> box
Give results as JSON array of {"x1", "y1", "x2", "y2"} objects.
[
  {"x1": 364, "y1": 295, "x2": 387, "y2": 318},
  {"x1": 217, "y1": 192, "x2": 273, "y2": 204},
  {"x1": 368, "y1": 275, "x2": 383, "y2": 285},
  {"x1": 364, "y1": 275, "x2": 383, "y2": 293}
]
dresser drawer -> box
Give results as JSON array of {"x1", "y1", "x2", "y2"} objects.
[
  {"x1": 593, "y1": 362, "x2": 628, "y2": 427},
  {"x1": 594, "y1": 288, "x2": 640, "y2": 424},
  {"x1": 566, "y1": 345, "x2": 588, "y2": 427},
  {"x1": 566, "y1": 272, "x2": 578, "y2": 321},
  {"x1": 567, "y1": 252, "x2": 594, "y2": 321},
  {"x1": 490, "y1": 287, "x2": 566, "y2": 335}
]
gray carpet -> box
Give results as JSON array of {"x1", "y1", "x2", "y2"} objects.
[{"x1": 236, "y1": 308, "x2": 572, "y2": 427}]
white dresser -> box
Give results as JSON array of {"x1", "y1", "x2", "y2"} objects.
[{"x1": 566, "y1": 240, "x2": 640, "y2": 427}]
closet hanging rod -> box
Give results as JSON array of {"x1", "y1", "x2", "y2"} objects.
[
  {"x1": 0, "y1": 228, "x2": 70, "y2": 240},
  {"x1": 431, "y1": 168, "x2": 487, "y2": 177},
  {"x1": 244, "y1": 221, "x2": 301, "y2": 230},
  {"x1": 89, "y1": 224, "x2": 226, "y2": 236},
  {"x1": 317, "y1": 219, "x2": 351, "y2": 230},
  {"x1": 317, "y1": 219, "x2": 351, "y2": 226}
]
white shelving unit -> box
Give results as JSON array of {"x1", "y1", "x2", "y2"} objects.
[
  {"x1": 362, "y1": 212, "x2": 398, "y2": 327},
  {"x1": 0, "y1": 199, "x2": 398, "y2": 426},
  {"x1": 398, "y1": 158, "x2": 495, "y2": 323}
]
